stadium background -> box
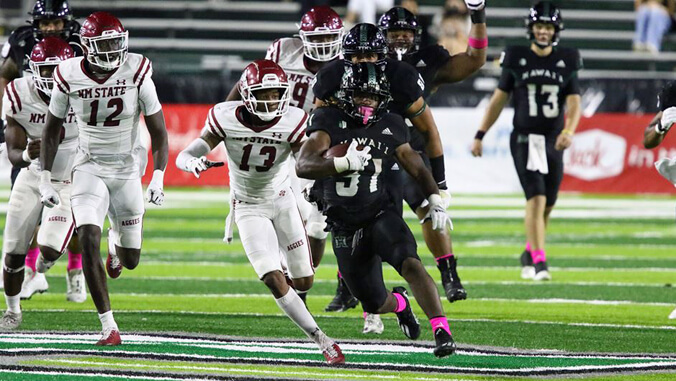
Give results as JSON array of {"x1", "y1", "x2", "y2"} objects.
[{"x1": 0, "y1": 1, "x2": 674, "y2": 380}]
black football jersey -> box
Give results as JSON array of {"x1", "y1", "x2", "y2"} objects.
[
  {"x1": 306, "y1": 106, "x2": 410, "y2": 229},
  {"x1": 1, "y1": 24, "x2": 83, "y2": 77},
  {"x1": 312, "y1": 58, "x2": 424, "y2": 117},
  {"x1": 402, "y1": 45, "x2": 451, "y2": 99},
  {"x1": 498, "y1": 45, "x2": 582, "y2": 139}
]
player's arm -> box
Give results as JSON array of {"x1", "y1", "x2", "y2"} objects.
[
  {"x1": 396, "y1": 142, "x2": 452, "y2": 230},
  {"x1": 176, "y1": 129, "x2": 222, "y2": 178},
  {"x1": 40, "y1": 111, "x2": 65, "y2": 173},
  {"x1": 145, "y1": 110, "x2": 169, "y2": 173},
  {"x1": 407, "y1": 97, "x2": 447, "y2": 188},
  {"x1": 225, "y1": 82, "x2": 241, "y2": 101},
  {"x1": 555, "y1": 94, "x2": 581, "y2": 151},
  {"x1": 5, "y1": 116, "x2": 36, "y2": 168},
  {"x1": 433, "y1": 0, "x2": 487, "y2": 85},
  {"x1": 471, "y1": 88, "x2": 510, "y2": 157},
  {"x1": 644, "y1": 107, "x2": 676, "y2": 149},
  {"x1": 0, "y1": 57, "x2": 21, "y2": 142}
]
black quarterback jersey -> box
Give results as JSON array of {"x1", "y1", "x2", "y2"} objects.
[
  {"x1": 498, "y1": 45, "x2": 582, "y2": 140},
  {"x1": 1, "y1": 24, "x2": 83, "y2": 76},
  {"x1": 306, "y1": 106, "x2": 410, "y2": 230},
  {"x1": 402, "y1": 45, "x2": 451, "y2": 99},
  {"x1": 312, "y1": 58, "x2": 424, "y2": 117}
]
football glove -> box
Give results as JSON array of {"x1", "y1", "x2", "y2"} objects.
[
  {"x1": 39, "y1": 171, "x2": 60, "y2": 208},
  {"x1": 187, "y1": 156, "x2": 209, "y2": 178},
  {"x1": 146, "y1": 169, "x2": 165, "y2": 206},
  {"x1": 658, "y1": 107, "x2": 676, "y2": 134},
  {"x1": 334, "y1": 141, "x2": 372, "y2": 173},
  {"x1": 422, "y1": 194, "x2": 454, "y2": 231},
  {"x1": 465, "y1": 0, "x2": 485, "y2": 11},
  {"x1": 439, "y1": 189, "x2": 452, "y2": 210}
]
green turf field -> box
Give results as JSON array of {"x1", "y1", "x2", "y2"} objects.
[{"x1": 0, "y1": 188, "x2": 674, "y2": 380}]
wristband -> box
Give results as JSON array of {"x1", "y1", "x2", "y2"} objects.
[
  {"x1": 22, "y1": 149, "x2": 32, "y2": 163},
  {"x1": 470, "y1": 8, "x2": 486, "y2": 24},
  {"x1": 40, "y1": 170, "x2": 52, "y2": 184},
  {"x1": 474, "y1": 130, "x2": 486, "y2": 140},
  {"x1": 561, "y1": 129, "x2": 574, "y2": 136},
  {"x1": 429, "y1": 155, "x2": 446, "y2": 189},
  {"x1": 655, "y1": 120, "x2": 667, "y2": 135},
  {"x1": 428, "y1": 193, "x2": 442, "y2": 208},
  {"x1": 333, "y1": 157, "x2": 350, "y2": 173},
  {"x1": 468, "y1": 37, "x2": 488, "y2": 49},
  {"x1": 151, "y1": 169, "x2": 165, "y2": 183}
]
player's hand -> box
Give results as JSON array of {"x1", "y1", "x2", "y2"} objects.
[
  {"x1": 465, "y1": 0, "x2": 485, "y2": 11},
  {"x1": 555, "y1": 131, "x2": 573, "y2": 151},
  {"x1": 422, "y1": 194, "x2": 454, "y2": 231},
  {"x1": 146, "y1": 169, "x2": 165, "y2": 206},
  {"x1": 439, "y1": 189, "x2": 452, "y2": 210},
  {"x1": 188, "y1": 156, "x2": 209, "y2": 178},
  {"x1": 659, "y1": 107, "x2": 676, "y2": 134},
  {"x1": 26, "y1": 139, "x2": 41, "y2": 160},
  {"x1": 344, "y1": 140, "x2": 372, "y2": 172},
  {"x1": 471, "y1": 139, "x2": 483, "y2": 157},
  {"x1": 302, "y1": 183, "x2": 316, "y2": 204},
  {"x1": 39, "y1": 171, "x2": 60, "y2": 208}
]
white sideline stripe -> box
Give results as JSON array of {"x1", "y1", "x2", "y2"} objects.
[
  {"x1": 25, "y1": 309, "x2": 676, "y2": 331},
  {"x1": 0, "y1": 369, "x2": 183, "y2": 381}
]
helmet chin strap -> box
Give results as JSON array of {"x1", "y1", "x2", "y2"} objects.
[
  {"x1": 533, "y1": 39, "x2": 551, "y2": 49},
  {"x1": 358, "y1": 106, "x2": 374, "y2": 125}
]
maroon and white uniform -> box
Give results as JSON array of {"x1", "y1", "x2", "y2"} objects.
[
  {"x1": 49, "y1": 53, "x2": 161, "y2": 248},
  {"x1": 206, "y1": 101, "x2": 313, "y2": 279},
  {"x1": 2, "y1": 76, "x2": 78, "y2": 255}
]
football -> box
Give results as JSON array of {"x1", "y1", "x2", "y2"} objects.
[{"x1": 323, "y1": 143, "x2": 366, "y2": 158}]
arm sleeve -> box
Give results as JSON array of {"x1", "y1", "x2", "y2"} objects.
[{"x1": 176, "y1": 137, "x2": 212, "y2": 172}]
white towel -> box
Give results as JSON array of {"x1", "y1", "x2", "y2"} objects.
[
  {"x1": 526, "y1": 134, "x2": 549, "y2": 174},
  {"x1": 223, "y1": 190, "x2": 235, "y2": 243},
  {"x1": 655, "y1": 156, "x2": 676, "y2": 187}
]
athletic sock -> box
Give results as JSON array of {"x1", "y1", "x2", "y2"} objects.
[
  {"x1": 531, "y1": 249, "x2": 546, "y2": 264},
  {"x1": 435, "y1": 253, "x2": 454, "y2": 265},
  {"x1": 392, "y1": 292, "x2": 407, "y2": 313},
  {"x1": 5, "y1": 294, "x2": 20, "y2": 314},
  {"x1": 25, "y1": 247, "x2": 40, "y2": 272},
  {"x1": 430, "y1": 316, "x2": 451, "y2": 335},
  {"x1": 525, "y1": 242, "x2": 532, "y2": 253},
  {"x1": 275, "y1": 288, "x2": 320, "y2": 337},
  {"x1": 98, "y1": 311, "x2": 118, "y2": 331},
  {"x1": 67, "y1": 251, "x2": 82, "y2": 271}
]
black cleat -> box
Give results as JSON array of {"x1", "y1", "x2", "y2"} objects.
[
  {"x1": 392, "y1": 287, "x2": 420, "y2": 340},
  {"x1": 437, "y1": 256, "x2": 467, "y2": 303},
  {"x1": 324, "y1": 275, "x2": 359, "y2": 312},
  {"x1": 520, "y1": 250, "x2": 535, "y2": 279},
  {"x1": 433, "y1": 327, "x2": 457, "y2": 358},
  {"x1": 533, "y1": 261, "x2": 551, "y2": 281}
]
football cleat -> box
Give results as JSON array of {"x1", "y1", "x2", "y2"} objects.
[
  {"x1": 437, "y1": 256, "x2": 467, "y2": 303},
  {"x1": 669, "y1": 307, "x2": 676, "y2": 320},
  {"x1": 324, "y1": 275, "x2": 359, "y2": 312},
  {"x1": 96, "y1": 328, "x2": 121, "y2": 346},
  {"x1": 106, "y1": 229, "x2": 122, "y2": 279},
  {"x1": 0, "y1": 311, "x2": 22, "y2": 330},
  {"x1": 316, "y1": 332, "x2": 345, "y2": 365},
  {"x1": 66, "y1": 269, "x2": 87, "y2": 303},
  {"x1": 520, "y1": 250, "x2": 535, "y2": 279},
  {"x1": 533, "y1": 261, "x2": 551, "y2": 281},
  {"x1": 433, "y1": 327, "x2": 457, "y2": 358},
  {"x1": 392, "y1": 287, "x2": 420, "y2": 340},
  {"x1": 362, "y1": 313, "x2": 384, "y2": 334},
  {"x1": 36, "y1": 254, "x2": 57, "y2": 274},
  {"x1": 19, "y1": 268, "x2": 49, "y2": 300}
]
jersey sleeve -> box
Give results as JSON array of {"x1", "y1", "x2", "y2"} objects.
[
  {"x1": 265, "y1": 39, "x2": 281, "y2": 63},
  {"x1": 306, "y1": 107, "x2": 337, "y2": 140},
  {"x1": 390, "y1": 60, "x2": 424, "y2": 106},
  {"x1": 2, "y1": 80, "x2": 20, "y2": 118},
  {"x1": 137, "y1": 59, "x2": 162, "y2": 115},
  {"x1": 497, "y1": 66, "x2": 515, "y2": 93},
  {"x1": 49, "y1": 64, "x2": 71, "y2": 118},
  {"x1": 288, "y1": 109, "x2": 309, "y2": 144},
  {"x1": 203, "y1": 106, "x2": 227, "y2": 138},
  {"x1": 312, "y1": 60, "x2": 343, "y2": 101},
  {"x1": 561, "y1": 48, "x2": 582, "y2": 96},
  {"x1": 388, "y1": 113, "x2": 411, "y2": 147}
]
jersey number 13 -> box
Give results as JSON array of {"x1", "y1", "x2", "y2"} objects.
[{"x1": 527, "y1": 84, "x2": 559, "y2": 118}]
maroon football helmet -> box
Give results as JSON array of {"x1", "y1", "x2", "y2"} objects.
[
  {"x1": 29, "y1": 36, "x2": 74, "y2": 95},
  {"x1": 80, "y1": 12, "x2": 128, "y2": 71},
  {"x1": 298, "y1": 6, "x2": 344, "y2": 61},
  {"x1": 238, "y1": 59, "x2": 291, "y2": 121}
]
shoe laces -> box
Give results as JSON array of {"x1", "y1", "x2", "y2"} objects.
[
  {"x1": 101, "y1": 326, "x2": 118, "y2": 339},
  {"x1": 364, "y1": 313, "x2": 380, "y2": 326},
  {"x1": 316, "y1": 332, "x2": 338, "y2": 357},
  {"x1": 109, "y1": 252, "x2": 121, "y2": 269},
  {"x1": 2, "y1": 312, "x2": 21, "y2": 325}
]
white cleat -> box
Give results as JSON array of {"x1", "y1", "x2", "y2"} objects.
[
  {"x1": 36, "y1": 254, "x2": 57, "y2": 274},
  {"x1": 19, "y1": 268, "x2": 49, "y2": 300},
  {"x1": 66, "y1": 269, "x2": 87, "y2": 303},
  {"x1": 533, "y1": 269, "x2": 552, "y2": 281},
  {"x1": 362, "y1": 313, "x2": 384, "y2": 334},
  {"x1": 0, "y1": 311, "x2": 22, "y2": 330},
  {"x1": 521, "y1": 266, "x2": 535, "y2": 279},
  {"x1": 669, "y1": 308, "x2": 676, "y2": 320}
]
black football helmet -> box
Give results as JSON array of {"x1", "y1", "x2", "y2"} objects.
[
  {"x1": 337, "y1": 62, "x2": 391, "y2": 125},
  {"x1": 658, "y1": 81, "x2": 676, "y2": 111},
  {"x1": 342, "y1": 23, "x2": 388, "y2": 63},
  {"x1": 525, "y1": 1, "x2": 564, "y2": 47},
  {"x1": 378, "y1": 7, "x2": 421, "y2": 59},
  {"x1": 29, "y1": 0, "x2": 76, "y2": 40}
]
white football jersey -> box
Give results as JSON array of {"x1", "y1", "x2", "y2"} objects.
[
  {"x1": 205, "y1": 101, "x2": 308, "y2": 203},
  {"x1": 2, "y1": 76, "x2": 78, "y2": 181},
  {"x1": 266, "y1": 37, "x2": 320, "y2": 113},
  {"x1": 49, "y1": 53, "x2": 162, "y2": 179}
]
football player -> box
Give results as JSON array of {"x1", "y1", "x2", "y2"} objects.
[
  {"x1": 377, "y1": 1, "x2": 487, "y2": 303},
  {"x1": 297, "y1": 62, "x2": 456, "y2": 358},
  {"x1": 39, "y1": 12, "x2": 169, "y2": 346},
  {"x1": 472, "y1": 1, "x2": 582, "y2": 281},
  {"x1": 642, "y1": 81, "x2": 676, "y2": 320},
  {"x1": 225, "y1": 7, "x2": 346, "y2": 308},
  {"x1": 0, "y1": 0, "x2": 85, "y2": 299},
  {"x1": 0, "y1": 37, "x2": 80, "y2": 330},
  {"x1": 177, "y1": 59, "x2": 345, "y2": 365}
]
